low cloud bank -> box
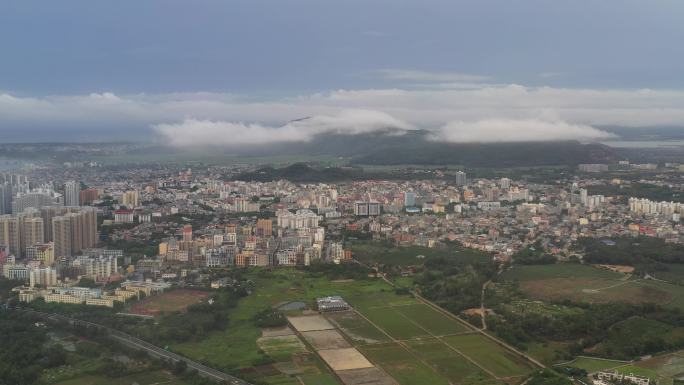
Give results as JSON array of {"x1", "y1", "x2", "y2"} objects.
[
  {"x1": 431, "y1": 119, "x2": 616, "y2": 143},
  {"x1": 153, "y1": 109, "x2": 411, "y2": 146}
]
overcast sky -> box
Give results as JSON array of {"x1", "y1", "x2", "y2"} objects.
[{"x1": 1, "y1": 1, "x2": 683, "y2": 143}]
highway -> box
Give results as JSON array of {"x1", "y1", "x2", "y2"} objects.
[{"x1": 14, "y1": 308, "x2": 251, "y2": 385}]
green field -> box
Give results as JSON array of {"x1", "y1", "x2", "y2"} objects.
[
  {"x1": 406, "y1": 338, "x2": 495, "y2": 385},
  {"x1": 502, "y1": 264, "x2": 623, "y2": 281},
  {"x1": 443, "y1": 334, "x2": 535, "y2": 378},
  {"x1": 349, "y1": 240, "x2": 490, "y2": 266},
  {"x1": 652, "y1": 264, "x2": 684, "y2": 285},
  {"x1": 501, "y1": 264, "x2": 684, "y2": 310},
  {"x1": 325, "y1": 311, "x2": 391, "y2": 344},
  {"x1": 363, "y1": 307, "x2": 432, "y2": 340},
  {"x1": 54, "y1": 371, "x2": 189, "y2": 385},
  {"x1": 173, "y1": 268, "x2": 535, "y2": 385},
  {"x1": 637, "y1": 351, "x2": 684, "y2": 377},
  {"x1": 394, "y1": 303, "x2": 470, "y2": 335},
  {"x1": 565, "y1": 357, "x2": 627, "y2": 373},
  {"x1": 360, "y1": 343, "x2": 452, "y2": 385}
]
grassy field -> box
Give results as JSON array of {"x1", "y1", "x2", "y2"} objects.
[
  {"x1": 502, "y1": 264, "x2": 623, "y2": 281},
  {"x1": 171, "y1": 267, "x2": 536, "y2": 385},
  {"x1": 360, "y1": 342, "x2": 452, "y2": 385},
  {"x1": 54, "y1": 371, "x2": 189, "y2": 385},
  {"x1": 632, "y1": 350, "x2": 684, "y2": 385},
  {"x1": 129, "y1": 289, "x2": 209, "y2": 316},
  {"x1": 501, "y1": 264, "x2": 684, "y2": 310},
  {"x1": 394, "y1": 303, "x2": 470, "y2": 335},
  {"x1": 564, "y1": 357, "x2": 627, "y2": 373},
  {"x1": 443, "y1": 334, "x2": 535, "y2": 378},
  {"x1": 348, "y1": 240, "x2": 490, "y2": 266},
  {"x1": 652, "y1": 264, "x2": 684, "y2": 284}
]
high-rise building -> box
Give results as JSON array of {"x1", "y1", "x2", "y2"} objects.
[
  {"x1": 21, "y1": 216, "x2": 44, "y2": 254},
  {"x1": 79, "y1": 188, "x2": 100, "y2": 205},
  {"x1": 404, "y1": 191, "x2": 416, "y2": 207},
  {"x1": 0, "y1": 215, "x2": 21, "y2": 256},
  {"x1": 455, "y1": 171, "x2": 467, "y2": 186},
  {"x1": 25, "y1": 243, "x2": 55, "y2": 265},
  {"x1": 580, "y1": 188, "x2": 588, "y2": 206},
  {"x1": 353, "y1": 202, "x2": 380, "y2": 216},
  {"x1": 12, "y1": 187, "x2": 62, "y2": 214},
  {"x1": 0, "y1": 183, "x2": 12, "y2": 214},
  {"x1": 52, "y1": 207, "x2": 97, "y2": 258},
  {"x1": 29, "y1": 266, "x2": 57, "y2": 287},
  {"x1": 64, "y1": 180, "x2": 80, "y2": 206},
  {"x1": 182, "y1": 225, "x2": 193, "y2": 242},
  {"x1": 500, "y1": 178, "x2": 511, "y2": 190},
  {"x1": 122, "y1": 190, "x2": 139, "y2": 208},
  {"x1": 256, "y1": 219, "x2": 273, "y2": 237}
]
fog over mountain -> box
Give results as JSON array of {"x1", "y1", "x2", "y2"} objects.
[{"x1": 2, "y1": 84, "x2": 683, "y2": 144}]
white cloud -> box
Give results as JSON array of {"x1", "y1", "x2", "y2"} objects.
[
  {"x1": 1, "y1": 80, "x2": 684, "y2": 144},
  {"x1": 152, "y1": 109, "x2": 411, "y2": 146},
  {"x1": 431, "y1": 119, "x2": 617, "y2": 143}
]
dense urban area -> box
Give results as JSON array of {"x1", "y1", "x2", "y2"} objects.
[{"x1": 2, "y1": 152, "x2": 684, "y2": 385}]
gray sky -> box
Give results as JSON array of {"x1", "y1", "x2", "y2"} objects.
[{"x1": 1, "y1": 1, "x2": 683, "y2": 143}]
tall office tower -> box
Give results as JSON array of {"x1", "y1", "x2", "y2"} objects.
[
  {"x1": 256, "y1": 219, "x2": 273, "y2": 237},
  {"x1": 122, "y1": 190, "x2": 139, "y2": 208},
  {"x1": 64, "y1": 180, "x2": 80, "y2": 206},
  {"x1": 21, "y1": 216, "x2": 44, "y2": 255},
  {"x1": 404, "y1": 191, "x2": 416, "y2": 207},
  {"x1": 182, "y1": 225, "x2": 193, "y2": 242},
  {"x1": 455, "y1": 171, "x2": 467, "y2": 186},
  {"x1": 0, "y1": 183, "x2": 12, "y2": 214},
  {"x1": 500, "y1": 178, "x2": 511, "y2": 190},
  {"x1": 0, "y1": 215, "x2": 21, "y2": 256}
]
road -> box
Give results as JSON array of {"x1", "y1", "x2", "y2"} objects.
[
  {"x1": 14, "y1": 308, "x2": 250, "y2": 385},
  {"x1": 480, "y1": 279, "x2": 491, "y2": 330}
]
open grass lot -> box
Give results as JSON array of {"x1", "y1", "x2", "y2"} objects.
[
  {"x1": 54, "y1": 371, "x2": 189, "y2": 385},
  {"x1": 257, "y1": 334, "x2": 309, "y2": 361},
  {"x1": 442, "y1": 334, "x2": 535, "y2": 378},
  {"x1": 171, "y1": 269, "x2": 398, "y2": 382},
  {"x1": 129, "y1": 289, "x2": 209, "y2": 316},
  {"x1": 349, "y1": 240, "x2": 490, "y2": 266},
  {"x1": 394, "y1": 303, "x2": 470, "y2": 335},
  {"x1": 653, "y1": 264, "x2": 684, "y2": 285},
  {"x1": 564, "y1": 357, "x2": 627, "y2": 373},
  {"x1": 636, "y1": 350, "x2": 684, "y2": 380},
  {"x1": 172, "y1": 268, "x2": 532, "y2": 385},
  {"x1": 363, "y1": 306, "x2": 431, "y2": 340},
  {"x1": 406, "y1": 338, "x2": 495, "y2": 385},
  {"x1": 501, "y1": 264, "x2": 684, "y2": 310},
  {"x1": 502, "y1": 264, "x2": 623, "y2": 281},
  {"x1": 360, "y1": 342, "x2": 452, "y2": 385},
  {"x1": 325, "y1": 311, "x2": 391, "y2": 344},
  {"x1": 614, "y1": 365, "x2": 666, "y2": 384}
]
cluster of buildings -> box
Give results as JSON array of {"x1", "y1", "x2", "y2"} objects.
[
  {"x1": 1, "y1": 160, "x2": 683, "y2": 295},
  {"x1": 593, "y1": 371, "x2": 651, "y2": 385},
  {"x1": 14, "y1": 279, "x2": 170, "y2": 308}
]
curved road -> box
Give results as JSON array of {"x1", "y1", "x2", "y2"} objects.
[{"x1": 14, "y1": 308, "x2": 250, "y2": 385}]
